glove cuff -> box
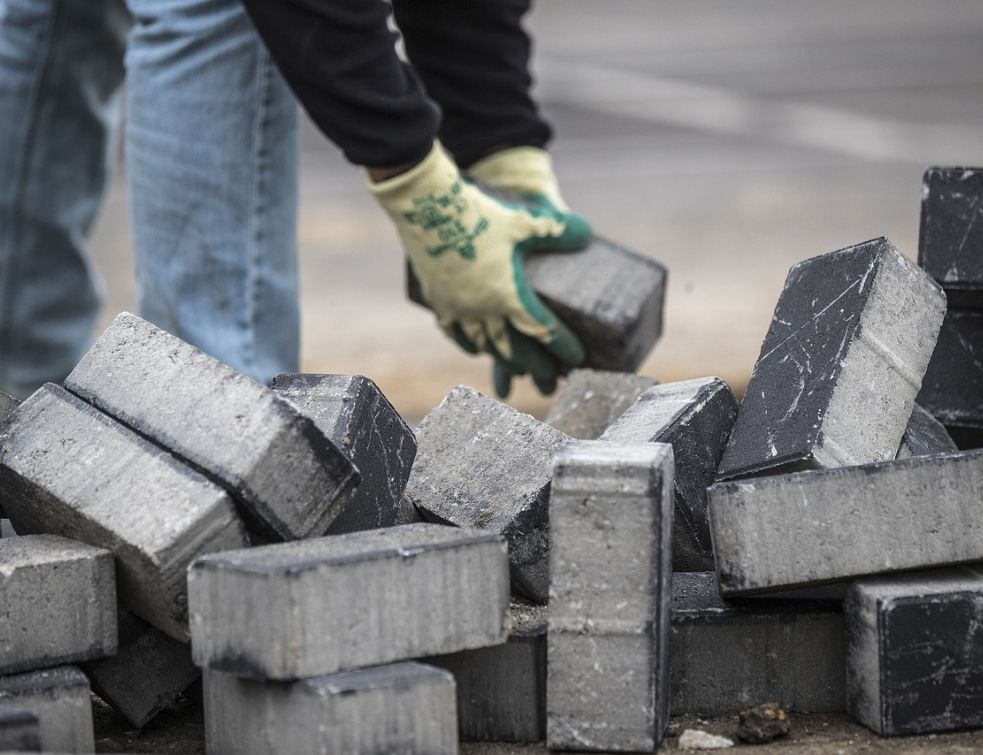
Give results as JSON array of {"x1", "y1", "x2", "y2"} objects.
[
  {"x1": 366, "y1": 141, "x2": 460, "y2": 213},
  {"x1": 468, "y1": 146, "x2": 569, "y2": 212}
]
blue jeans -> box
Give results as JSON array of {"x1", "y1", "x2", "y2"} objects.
[{"x1": 0, "y1": 0, "x2": 299, "y2": 399}]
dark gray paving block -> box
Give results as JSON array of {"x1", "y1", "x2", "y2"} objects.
[
  {"x1": 548, "y1": 441, "x2": 674, "y2": 752},
  {"x1": 0, "y1": 383, "x2": 247, "y2": 641},
  {"x1": 82, "y1": 607, "x2": 199, "y2": 729},
  {"x1": 847, "y1": 567, "x2": 983, "y2": 736},
  {"x1": 204, "y1": 662, "x2": 457, "y2": 755},
  {"x1": 600, "y1": 377, "x2": 736, "y2": 571},
  {"x1": 948, "y1": 424, "x2": 983, "y2": 450},
  {"x1": 0, "y1": 392, "x2": 18, "y2": 423},
  {"x1": 918, "y1": 167, "x2": 983, "y2": 302},
  {"x1": 406, "y1": 386, "x2": 570, "y2": 603},
  {"x1": 63, "y1": 313, "x2": 359, "y2": 541},
  {"x1": 671, "y1": 572, "x2": 845, "y2": 715},
  {"x1": 718, "y1": 237, "x2": 946, "y2": 480},
  {"x1": 545, "y1": 369, "x2": 658, "y2": 440},
  {"x1": 896, "y1": 403, "x2": 956, "y2": 459},
  {"x1": 0, "y1": 535, "x2": 117, "y2": 675},
  {"x1": 189, "y1": 523, "x2": 509, "y2": 680},
  {"x1": 409, "y1": 236, "x2": 667, "y2": 372},
  {"x1": 271, "y1": 373, "x2": 417, "y2": 534},
  {"x1": 0, "y1": 666, "x2": 93, "y2": 753},
  {"x1": 709, "y1": 450, "x2": 983, "y2": 596},
  {"x1": 0, "y1": 707, "x2": 40, "y2": 752},
  {"x1": 428, "y1": 600, "x2": 547, "y2": 743},
  {"x1": 917, "y1": 309, "x2": 983, "y2": 430}
]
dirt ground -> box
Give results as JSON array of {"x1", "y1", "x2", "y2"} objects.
[{"x1": 93, "y1": 696, "x2": 983, "y2": 754}]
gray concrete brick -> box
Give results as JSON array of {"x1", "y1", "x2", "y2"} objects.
[
  {"x1": 709, "y1": 450, "x2": 983, "y2": 596},
  {"x1": 271, "y1": 374, "x2": 416, "y2": 534},
  {"x1": 896, "y1": 403, "x2": 956, "y2": 459},
  {"x1": 0, "y1": 383, "x2": 247, "y2": 641},
  {"x1": 204, "y1": 662, "x2": 457, "y2": 755},
  {"x1": 189, "y1": 523, "x2": 509, "y2": 680},
  {"x1": 545, "y1": 369, "x2": 658, "y2": 440},
  {"x1": 918, "y1": 167, "x2": 983, "y2": 305},
  {"x1": 63, "y1": 313, "x2": 359, "y2": 541},
  {"x1": 548, "y1": 441, "x2": 674, "y2": 752},
  {"x1": 82, "y1": 607, "x2": 199, "y2": 729},
  {"x1": 405, "y1": 386, "x2": 570, "y2": 603},
  {"x1": 409, "y1": 237, "x2": 666, "y2": 372},
  {"x1": 917, "y1": 309, "x2": 983, "y2": 430},
  {"x1": 0, "y1": 666, "x2": 94, "y2": 753},
  {"x1": 428, "y1": 600, "x2": 546, "y2": 743},
  {"x1": 847, "y1": 567, "x2": 983, "y2": 736},
  {"x1": 0, "y1": 535, "x2": 116, "y2": 675},
  {"x1": 0, "y1": 707, "x2": 40, "y2": 752},
  {"x1": 718, "y1": 238, "x2": 946, "y2": 480},
  {"x1": 600, "y1": 378, "x2": 736, "y2": 571},
  {"x1": 671, "y1": 572, "x2": 845, "y2": 715},
  {"x1": 0, "y1": 392, "x2": 17, "y2": 423}
]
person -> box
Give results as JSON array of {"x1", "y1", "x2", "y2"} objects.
[
  {"x1": 240, "y1": 0, "x2": 591, "y2": 397},
  {"x1": 0, "y1": 0, "x2": 299, "y2": 400}
]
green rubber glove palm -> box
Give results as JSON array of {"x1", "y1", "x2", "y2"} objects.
[{"x1": 370, "y1": 143, "x2": 589, "y2": 394}]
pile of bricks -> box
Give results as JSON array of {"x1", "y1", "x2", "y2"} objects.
[{"x1": 1, "y1": 169, "x2": 983, "y2": 754}]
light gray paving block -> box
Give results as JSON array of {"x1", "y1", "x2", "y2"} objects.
[
  {"x1": 548, "y1": 441, "x2": 674, "y2": 752},
  {"x1": 405, "y1": 386, "x2": 570, "y2": 603},
  {"x1": 847, "y1": 567, "x2": 983, "y2": 736},
  {"x1": 718, "y1": 237, "x2": 946, "y2": 480},
  {"x1": 0, "y1": 667, "x2": 94, "y2": 753},
  {"x1": 671, "y1": 572, "x2": 845, "y2": 715},
  {"x1": 428, "y1": 600, "x2": 547, "y2": 743},
  {"x1": 63, "y1": 313, "x2": 359, "y2": 541},
  {"x1": 189, "y1": 523, "x2": 510, "y2": 680},
  {"x1": 545, "y1": 369, "x2": 658, "y2": 440},
  {"x1": 0, "y1": 707, "x2": 40, "y2": 752},
  {"x1": 204, "y1": 662, "x2": 457, "y2": 755},
  {"x1": 896, "y1": 403, "x2": 956, "y2": 459},
  {"x1": 709, "y1": 450, "x2": 983, "y2": 596},
  {"x1": 0, "y1": 393, "x2": 17, "y2": 423},
  {"x1": 0, "y1": 535, "x2": 116, "y2": 675},
  {"x1": 82, "y1": 607, "x2": 199, "y2": 729},
  {"x1": 600, "y1": 377, "x2": 736, "y2": 571},
  {"x1": 271, "y1": 373, "x2": 416, "y2": 534},
  {"x1": 0, "y1": 383, "x2": 247, "y2": 641}
]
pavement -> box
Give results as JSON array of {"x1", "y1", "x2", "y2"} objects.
[{"x1": 87, "y1": 0, "x2": 983, "y2": 422}]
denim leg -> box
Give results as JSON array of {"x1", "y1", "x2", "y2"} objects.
[
  {"x1": 0, "y1": 0, "x2": 127, "y2": 398},
  {"x1": 125, "y1": 0, "x2": 299, "y2": 384}
]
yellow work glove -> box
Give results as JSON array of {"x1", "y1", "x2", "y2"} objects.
[{"x1": 369, "y1": 142, "x2": 589, "y2": 396}]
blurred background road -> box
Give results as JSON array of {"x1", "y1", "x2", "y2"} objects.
[{"x1": 88, "y1": 0, "x2": 983, "y2": 422}]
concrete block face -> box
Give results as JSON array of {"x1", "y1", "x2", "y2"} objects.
[
  {"x1": 204, "y1": 662, "x2": 458, "y2": 755},
  {"x1": 0, "y1": 666, "x2": 94, "y2": 753},
  {"x1": 548, "y1": 441, "x2": 674, "y2": 752},
  {"x1": 545, "y1": 369, "x2": 658, "y2": 440},
  {"x1": 0, "y1": 535, "x2": 117, "y2": 675},
  {"x1": 718, "y1": 237, "x2": 946, "y2": 480},
  {"x1": 917, "y1": 309, "x2": 983, "y2": 429},
  {"x1": 405, "y1": 386, "x2": 570, "y2": 603},
  {"x1": 410, "y1": 238, "x2": 666, "y2": 372},
  {"x1": 847, "y1": 567, "x2": 983, "y2": 736},
  {"x1": 0, "y1": 707, "x2": 41, "y2": 752},
  {"x1": 0, "y1": 383, "x2": 247, "y2": 641},
  {"x1": 82, "y1": 607, "x2": 199, "y2": 728},
  {"x1": 601, "y1": 377, "x2": 737, "y2": 571},
  {"x1": 918, "y1": 167, "x2": 983, "y2": 300},
  {"x1": 189, "y1": 523, "x2": 510, "y2": 680},
  {"x1": 709, "y1": 449, "x2": 983, "y2": 595},
  {"x1": 428, "y1": 600, "x2": 547, "y2": 743},
  {"x1": 896, "y1": 403, "x2": 956, "y2": 459},
  {"x1": 64, "y1": 313, "x2": 359, "y2": 541},
  {"x1": 0, "y1": 392, "x2": 18, "y2": 423},
  {"x1": 670, "y1": 572, "x2": 845, "y2": 715},
  {"x1": 271, "y1": 373, "x2": 417, "y2": 534}
]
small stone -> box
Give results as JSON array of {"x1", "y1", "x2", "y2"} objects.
[
  {"x1": 394, "y1": 494, "x2": 424, "y2": 525},
  {"x1": 896, "y1": 403, "x2": 956, "y2": 459},
  {"x1": 545, "y1": 369, "x2": 658, "y2": 440},
  {"x1": 738, "y1": 703, "x2": 791, "y2": 744},
  {"x1": 678, "y1": 729, "x2": 735, "y2": 750}
]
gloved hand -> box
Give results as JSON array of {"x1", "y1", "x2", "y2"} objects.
[{"x1": 369, "y1": 142, "x2": 589, "y2": 396}]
